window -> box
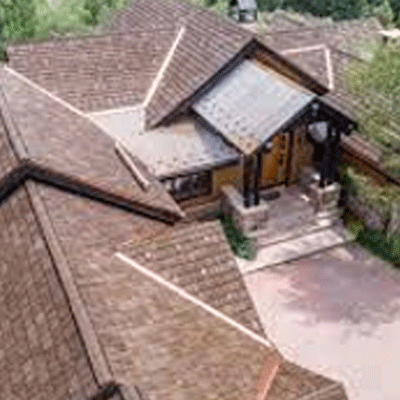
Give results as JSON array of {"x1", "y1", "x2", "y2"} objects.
[{"x1": 161, "y1": 170, "x2": 212, "y2": 200}]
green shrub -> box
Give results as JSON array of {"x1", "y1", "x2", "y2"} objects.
[
  {"x1": 219, "y1": 215, "x2": 256, "y2": 260},
  {"x1": 357, "y1": 223, "x2": 400, "y2": 266},
  {"x1": 341, "y1": 166, "x2": 400, "y2": 219}
]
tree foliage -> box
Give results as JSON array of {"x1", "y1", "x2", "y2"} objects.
[
  {"x1": 256, "y1": 0, "x2": 400, "y2": 24},
  {"x1": 0, "y1": 0, "x2": 37, "y2": 41},
  {"x1": 0, "y1": 0, "x2": 128, "y2": 59},
  {"x1": 346, "y1": 45, "x2": 400, "y2": 178},
  {"x1": 83, "y1": 0, "x2": 119, "y2": 25}
]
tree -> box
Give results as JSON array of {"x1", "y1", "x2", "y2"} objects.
[
  {"x1": 83, "y1": 0, "x2": 118, "y2": 25},
  {"x1": 0, "y1": 0, "x2": 37, "y2": 41},
  {"x1": 372, "y1": 0, "x2": 395, "y2": 26},
  {"x1": 346, "y1": 45, "x2": 400, "y2": 177}
]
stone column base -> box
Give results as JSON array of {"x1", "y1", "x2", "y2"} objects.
[
  {"x1": 221, "y1": 185, "x2": 269, "y2": 235},
  {"x1": 308, "y1": 182, "x2": 341, "y2": 213}
]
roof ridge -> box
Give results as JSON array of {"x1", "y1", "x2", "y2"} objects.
[
  {"x1": 262, "y1": 18, "x2": 381, "y2": 35},
  {"x1": 282, "y1": 45, "x2": 335, "y2": 90},
  {"x1": 143, "y1": 24, "x2": 187, "y2": 108},
  {"x1": 6, "y1": 24, "x2": 179, "y2": 49},
  {"x1": 146, "y1": 37, "x2": 256, "y2": 128},
  {"x1": 25, "y1": 181, "x2": 113, "y2": 386},
  {"x1": 116, "y1": 252, "x2": 281, "y2": 351}
]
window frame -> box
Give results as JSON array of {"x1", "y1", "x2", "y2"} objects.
[{"x1": 160, "y1": 170, "x2": 213, "y2": 201}]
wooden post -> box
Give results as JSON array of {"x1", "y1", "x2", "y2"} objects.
[
  {"x1": 254, "y1": 151, "x2": 262, "y2": 206},
  {"x1": 319, "y1": 122, "x2": 333, "y2": 188},
  {"x1": 330, "y1": 128, "x2": 342, "y2": 183},
  {"x1": 243, "y1": 156, "x2": 252, "y2": 208}
]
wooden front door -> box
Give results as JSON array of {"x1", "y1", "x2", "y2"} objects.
[
  {"x1": 261, "y1": 131, "x2": 290, "y2": 188},
  {"x1": 287, "y1": 124, "x2": 315, "y2": 184}
]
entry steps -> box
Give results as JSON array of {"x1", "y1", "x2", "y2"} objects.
[
  {"x1": 237, "y1": 224, "x2": 355, "y2": 274},
  {"x1": 248, "y1": 209, "x2": 341, "y2": 250}
]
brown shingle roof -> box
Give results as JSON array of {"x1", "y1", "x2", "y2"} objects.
[
  {"x1": 0, "y1": 104, "x2": 19, "y2": 183},
  {"x1": 259, "y1": 16, "x2": 383, "y2": 119},
  {"x1": 6, "y1": 0, "x2": 330, "y2": 133},
  {"x1": 7, "y1": 28, "x2": 178, "y2": 112},
  {"x1": 30, "y1": 182, "x2": 348, "y2": 399},
  {"x1": 268, "y1": 361, "x2": 348, "y2": 400},
  {"x1": 0, "y1": 186, "x2": 98, "y2": 400},
  {"x1": 120, "y1": 220, "x2": 264, "y2": 335},
  {"x1": 36, "y1": 183, "x2": 264, "y2": 336},
  {"x1": 0, "y1": 67, "x2": 183, "y2": 222},
  {"x1": 33, "y1": 184, "x2": 272, "y2": 399},
  {"x1": 262, "y1": 19, "x2": 381, "y2": 52},
  {"x1": 109, "y1": 0, "x2": 254, "y2": 128},
  {"x1": 281, "y1": 47, "x2": 332, "y2": 89},
  {"x1": 0, "y1": 4, "x2": 351, "y2": 397}
]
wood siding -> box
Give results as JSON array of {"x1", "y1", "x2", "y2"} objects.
[{"x1": 288, "y1": 124, "x2": 315, "y2": 183}]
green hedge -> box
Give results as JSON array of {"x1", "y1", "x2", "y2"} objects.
[
  {"x1": 219, "y1": 215, "x2": 256, "y2": 260},
  {"x1": 344, "y1": 212, "x2": 400, "y2": 266},
  {"x1": 340, "y1": 166, "x2": 400, "y2": 219},
  {"x1": 341, "y1": 167, "x2": 400, "y2": 266}
]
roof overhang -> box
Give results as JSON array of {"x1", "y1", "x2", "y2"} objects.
[{"x1": 193, "y1": 59, "x2": 316, "y2": 154}]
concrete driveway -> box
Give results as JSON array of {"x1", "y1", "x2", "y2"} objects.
[{"x1": 243, "y1": 244, "x2": 400, "y2": 400}]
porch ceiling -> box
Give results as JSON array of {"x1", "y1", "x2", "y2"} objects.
[{"x1": 192, "y1": 59, "x2": 316, "y2": 154}]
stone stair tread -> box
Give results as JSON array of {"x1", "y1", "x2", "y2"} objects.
[
  {"x1": 254, "y1": 218, "x2": 336, "y2": 248},
  {"x1": 237, "y1": 225, "x2": 355, "y2": 274}
]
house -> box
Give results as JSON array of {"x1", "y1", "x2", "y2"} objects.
[
  {"x1": 0, "y1": 0, "x2": 351, "y2": 399},
  {"x1": 6, "y1": 0, "x2": 357, "y2": 243}
]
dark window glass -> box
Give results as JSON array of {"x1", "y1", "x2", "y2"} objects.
[{"x1": 161, "y1": 170, "x2": 212, "y2": 200}]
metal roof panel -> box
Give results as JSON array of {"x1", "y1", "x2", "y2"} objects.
[{"x1": 193, "y1": 60, "x2": 316, "y2": 153}]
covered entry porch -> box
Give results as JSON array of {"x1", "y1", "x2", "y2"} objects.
[{"x1": 193, "y1": 58, "x2": 355, "y2": 210}]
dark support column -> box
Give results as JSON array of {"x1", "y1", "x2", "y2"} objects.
[
  {"x1": 254, "y1": 151, "x2": 263, "y2": 206},
  {"x1": 243, "y1": 156, "x2": 252, "y2": 208},
  {"x1": 329, "y1": 128, "x2": 342, "y2": 183},
  {"x1": 319, "y1": 122, "x2": 333, "y2": 188}
]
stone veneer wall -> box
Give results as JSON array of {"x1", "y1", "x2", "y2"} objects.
[{"x1": 221, "y1": 185, "x2": 270, "y2": 235}]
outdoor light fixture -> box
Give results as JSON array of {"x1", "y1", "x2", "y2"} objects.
[
  {"x1": 308, "y1": 121, "x2": 328, "y2": 143},
  {"x1": 311, "y1": 101, "x2": 320, "y2": 117}
]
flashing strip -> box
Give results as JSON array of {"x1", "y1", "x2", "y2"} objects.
[
  {"x1": 143, "y1": 25, "x2": 186, "y2": 108},
  {"x1": 297, "y1": 383, "x2": 344, "y2": 400},
  {"x1": 325, "y1": 47, "x2": 335, "y2": 90},
  {"x1": 89, "y1": 105, "x2": 143, "y2": 116},
  {"x1": 115, "y1": 252, "x2": 279, "y2": 351},
  {"x1": 115, "y1": 142, "x2": 151, "y2": 191},
  {"x1": 4, "y1": 66, "x2": 138, "y2": 132},
  {"x1": 282, "y1": 44, "x2": 327, "y2": 54},
  {"x1": 4, "y1": 66, "x2": 90, "y2": 119},
  {"x1": 282, "y1": 45, "x2": 335, "y2": 90}
]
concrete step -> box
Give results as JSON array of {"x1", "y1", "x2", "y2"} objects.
[
  {"x1": 250, "y1": 216, "x2": 337, "y2": 249},
  {"x1": 236, "y1": 225, "x2": 355, "y2": 274},
  {"x1": 248, "y1": 205, "x2": 342, "y2": 248}
]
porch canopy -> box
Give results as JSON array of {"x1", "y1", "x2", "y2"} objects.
[{"x1": 192, "y1": 59, "x2": 316, "y2": 155}]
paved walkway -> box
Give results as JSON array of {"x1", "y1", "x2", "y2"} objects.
[{"x1": 243, "y1": 244, "x2": 400, "y2": 400}]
